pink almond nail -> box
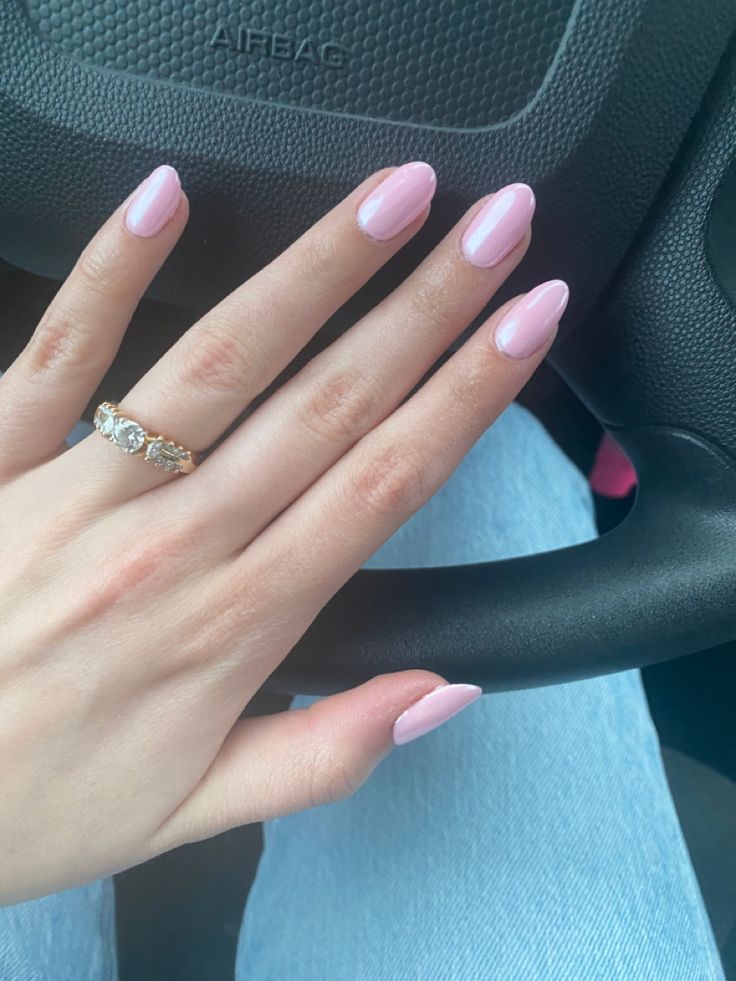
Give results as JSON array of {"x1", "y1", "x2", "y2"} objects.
[
  {"x1": 357, "y1": 162, "x2": 437, "y2": 242},
  {"x1": 494, "y1": 279, "x2": 569, "y2": 360},
  {"x1": 125, "y1": 165, "x2": 182, "y2": 238},
  {"x1": 461, "y1": 183, "x2": 536, "y2": 268},
  {"x1": 392, "y1": 684, "x2": 482, "y2": 746}
]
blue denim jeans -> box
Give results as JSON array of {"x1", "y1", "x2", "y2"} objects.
[{"x1": 0, "y1": 404, "x2": 724, "y2": 980}]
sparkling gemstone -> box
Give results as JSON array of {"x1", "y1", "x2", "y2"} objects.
[
  {"x1": 145, "y1": 438, "x2": 189, "y2": 472},
  {"x1": 94, "y1": 403, "x2": 115, "y2": 437},
  {"x1": 113, "y1": 416, "x2": 146, "y2": 453}
]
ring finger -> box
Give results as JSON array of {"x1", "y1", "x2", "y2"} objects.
[
  {"x1": 0, "y1": 166, "x2": 187, "y2": 478},
  {"x1": 69, "y1": 162, "x2": 438, "y2": 499}
]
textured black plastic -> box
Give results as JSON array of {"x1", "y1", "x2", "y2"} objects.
[
  {"x1": 24, "y1": 0, "x2": 573, "y2": 129},
  {"x1": 1, "y1": 0, "x2": 733, "y2": 336},
  {"x1": 553, "y1": 40, "x2": 736, "y2": 466},
  {"x1": 3, "y1": 1, "x2": 736, "y2": 693}
]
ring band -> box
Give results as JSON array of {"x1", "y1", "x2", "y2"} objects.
[{"x1": 93, "y1": 402, "x2": 199, "y2": 474}]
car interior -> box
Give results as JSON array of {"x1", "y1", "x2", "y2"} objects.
[{"x1": 1, "y1": 0, "x2": 735, "y2": 977}]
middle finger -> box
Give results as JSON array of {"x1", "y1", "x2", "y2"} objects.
[{"x1": 185, "y1": 182, "x2": 536, "y2": 553}]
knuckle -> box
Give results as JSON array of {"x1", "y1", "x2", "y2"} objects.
[
  {"x1": 179, "y1": 319, "x2": 256, "y2": 399},
  {"x1": 300, "y1": 371, "x2": 377, "y2": 444},
  {"x1": 75, "y1": 238, "x2": 128, "y2": 303},
  {"x1": 444, "y1": 351, "x2": 488, "y2": 414},
  {"x1": 81, "y1": 529, "x2": 193, "y2": 616},
  {"x1": 183, "y1": 560, "x2": 281, "y2": 668},
  {"x1": 350, "y1": 442, "x2": 429, "y2": 518},
  {"x1": 305, "y1": 739, "x2": 361, "y2": 808},
  {"x1": 303, "y1": 228, "x2": 340, "y2": 277},
  {"x1": 405, "y1": 267, "x2": 461, "y2": 336},
  {"x1": 297, "y1": 229, "x2": 348, "y2": 297},
  {"x1": 312, "y1": 760, "x2": 361, "y2": 807},
  {"x1": 26, "y1": 306, "x2": 98, "y2": 378}
]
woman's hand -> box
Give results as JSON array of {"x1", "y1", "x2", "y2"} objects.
[{"x1": 0, "y1": 163, "x2": 566, "y2": 902}]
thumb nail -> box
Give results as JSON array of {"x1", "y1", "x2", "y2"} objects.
[{"x1": 392, "y1": 684, "x2": 482, "y2": 746}]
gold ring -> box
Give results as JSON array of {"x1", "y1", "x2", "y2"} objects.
[{"x1": 93, "y1": 402, "x2": 199, "y2": 474}]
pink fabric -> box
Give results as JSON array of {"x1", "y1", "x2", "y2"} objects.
[{"x1": 589, "y1": 433, "x2": 637, "y2": 499}]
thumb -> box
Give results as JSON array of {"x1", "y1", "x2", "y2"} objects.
[{"x1": 153, "y1": 672, "x2": 481, "y2": 852}]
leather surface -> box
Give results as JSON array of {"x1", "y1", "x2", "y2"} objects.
[{"x1": 24, "y1": 0, "x2": 573, "y2": 129}]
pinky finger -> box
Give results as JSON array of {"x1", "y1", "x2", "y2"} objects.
[
  {"x1": 0, "y1": 165, "x2": 187, "y2": 476},
  {"x1": 151, "y1": 672, "x2": 481, "y2": 851}
]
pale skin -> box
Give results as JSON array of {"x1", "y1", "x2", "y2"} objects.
[{"x1": 0, "y1": 165, "x2": 562, "y2": 903}]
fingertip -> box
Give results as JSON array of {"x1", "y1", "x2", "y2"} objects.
[
  {"x1": 306, "y1": 670, "x2": 449, "y2": 759},
  {"x1": 461, "y1": 181, "x2": 535, "y2": 269},
  {"x1": 124, "y1": 165, "x2": 183, "y2": 239},
  {"x1": 175, "y1": 187, "x2": 190, "y2": 226},
  {"x1": 392, "y1": 682, "x2": 482, "y2": 746},
  {"x1": 356, "y1": 161, "x2": 437, "y2": 242},
  {"x1": 493, "y1": 279, "x2": 568, "y2": 360}
]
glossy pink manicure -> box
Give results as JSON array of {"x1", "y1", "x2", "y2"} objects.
[
  {"x1": 357, "y1": 162, "x2": 437, "y2": 242},
  {"x1": 494, "y1": 279, "x2": 569, "y2": 359},
  {"x1": 125, "y1": 165, "x2": 181, "y2": 238},
  {"x1": 393, "y1": 684, "x2": 482, "y2": 746},
  {"x1": 461, "y1": 183, "x2": 536, "y2": 268}
]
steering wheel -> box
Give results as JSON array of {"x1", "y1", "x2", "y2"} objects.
[{"x1": 3, "y1": 0, "x2": 736, "y2": 694}]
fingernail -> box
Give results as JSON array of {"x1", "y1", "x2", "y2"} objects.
[
  {"x1": 461, "y1": 183, "x2": 536, "y2": 268},
  {"x1": 125, "y1": 165, "x2": 182, "y2": 238},
  {"x1": 393, "y1": 684, "x2": 482, "y2": 746},
  {"x1": 357, "y1": 162, "x2": 437, "y2": 242},
  {"x1": 494, "y1": 279, "x2": 569, "y2": 359}
]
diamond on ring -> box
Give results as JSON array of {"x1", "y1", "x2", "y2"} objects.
[
  {"x1": 94, "y1": 402, "x2": 115, "y2": 437},
  {"x1": 113, "y1": 417, "x2": 146, "y2": 454},
  {"x1": 145, "y1": 438, "x2": 191, "y2": 473},
  {"x1": 93, "y1": 402, "x2": 198, "y2": 474}
]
